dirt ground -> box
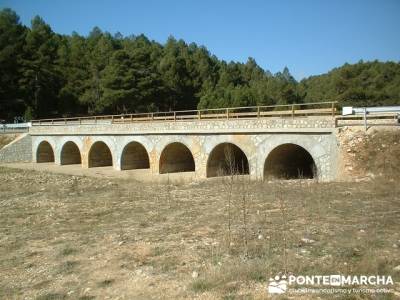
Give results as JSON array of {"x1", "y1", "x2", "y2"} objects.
[
  {"x1": 3, "y1": 162, "x2": 197, "y2": 184},
  {"x1": 0, "y1": 166, "x2": 399, "y2": 299}
]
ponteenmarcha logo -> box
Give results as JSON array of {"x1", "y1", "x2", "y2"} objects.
[
  {"x1": 268, "y1": 275, "x2": 287, "y2": 294},
  {"x1": 267, "y1": 274, "x2": 394, "y2": 295}
]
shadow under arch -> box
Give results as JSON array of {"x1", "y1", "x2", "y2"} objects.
[
  {"x1": 60, "y1": 141, "x2": 81, "y2": 165},
  {"x1": 206, "y1": 142, "x2": 249, "y2": 178},
  {"x1": 264, "y1": 143, "x2": 316, "y2": 179},
  {"x1": 36, "y1": 141, "x2": 55, "y2": 163},
  {"x1": 121, "y1": 141, "x2": 150, "y2": 170},
  {"x1": 88, "y1": 141, "x2": 113, "y2": 168},
  {"x1": 159, "y1": 142, "x2": 195, "y2": 174}
]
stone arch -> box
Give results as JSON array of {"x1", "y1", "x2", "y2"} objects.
[
  {"x1": 88, "y1": 141, "x2": 113, "y2": 168},
  {"x1": 207, "y1": 142, "x2": 249, "y2": 177},
  {"x1": 257, "y1": 134, "x2": 331, "y2": 181},
  {"x1": 36, "y1": 141, "x2": 55, "y2": 163},
  {"x1": 159, "y1": 142, "x2": 195, "y2": 174},
  {"x1": 120, "y1": 141, "x2": 150, "y2": 170},
  {"x1": 60, "y1": 141, "x2": 81, "y2": 165},
  {"x1": 264, "y1": 143, "x2": 316, "y2": 179}
]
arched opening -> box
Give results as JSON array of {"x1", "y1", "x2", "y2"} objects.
[
  {"x1": 159, "y1": 142, "x2": 195, "y2": 174},
  {"x1": 264, "y1": 143, "x2": 316, "y2": 179},
  {"x1": 88, "y1": 141, "x2": 113, "y2": 168},
  {"x1": 36, "y1": 141, "x2": 55, "y2": 163},
  {"x1": 207, "y1": 143, "x2": 249, "y2": 177},
  {"x1": 121, "y1": 142, "x2": 150, "y2": 170},
  {"x1": 60, "y1": 141, "x2": 81, "y2": 165}
]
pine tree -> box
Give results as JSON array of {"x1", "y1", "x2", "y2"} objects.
[
  {"x1": 18, "y1": 16, "x2": 61, "y2": 118},
  {"x1": 0, "y1": 9, "x2": 26, "y2": 120}
]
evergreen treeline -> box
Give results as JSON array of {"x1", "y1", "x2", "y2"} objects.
[{"x1": 1, "y1": 8, "x2": 399, "y2": 121}]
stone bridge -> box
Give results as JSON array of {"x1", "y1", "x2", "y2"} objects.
[{"x1": 29, "y1": 112, "x2": 339, "y2": 181}]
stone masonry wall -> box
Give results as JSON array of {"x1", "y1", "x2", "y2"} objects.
[
  {"x1": 31, "y1": 132, "x2": 338, "y2": 181},
  {"x1": 29, "y1": 116, "x2": 336, "y2": 135},
  {"x1": 0, "y1": 134, "x2": 32, "y2": 163}
]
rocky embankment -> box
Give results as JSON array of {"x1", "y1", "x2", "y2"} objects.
[{"x1": 337, "y1": 127, "x2": 400, "y2": 180}]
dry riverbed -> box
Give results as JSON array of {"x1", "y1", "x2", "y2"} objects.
[{"x1": 0, "y1": 167, "x2": 399, "y2": 299}]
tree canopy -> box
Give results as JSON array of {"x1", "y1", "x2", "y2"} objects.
[{"x1": 1, "y1": 9, "x2": 399, "y2": 121}]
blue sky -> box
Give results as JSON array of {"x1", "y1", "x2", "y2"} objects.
[{"x1": 1, "y1": 0, "x2": 399, "y2": 80}]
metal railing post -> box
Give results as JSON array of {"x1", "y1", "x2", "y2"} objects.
[
  {"x1": 292, "y1": 105, "x2": 295, "y2": 118},
  {"x1": 257, "y1": 106, "x2": 260, "y2": 118},
  {"x1": 364, "y1": 107, "x2": 367, "y2": 131},
  {"x1": 226, "y1": 108, "x2": 229, "y2": 119}
]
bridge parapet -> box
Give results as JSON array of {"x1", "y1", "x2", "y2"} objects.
[{"x1": 29, "y1": 116, "x2": 336, "y2": 135}]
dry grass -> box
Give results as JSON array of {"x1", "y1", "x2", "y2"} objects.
[
  {"x1": 0, "y1": 134, "x2": 17, "y2": 149},
  {"x1": 0, "y1": 167, "x2": 399, "y2": 299}
]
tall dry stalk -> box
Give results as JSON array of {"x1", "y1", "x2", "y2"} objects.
[
  {"x1": 241, "y1": 173, "x2": 248, "y2": 256},
  {"x1": 223, "y1": 145, "x2": 236, "y2": 251},
  {"x1": 166, "y1": 172, "x2": 172, "y2": 206},
  {"x1": 276, "y1": 184, "x2": 288, "y2": 274},
  {"x1": 237, "y1": 159, "x2": 250, "y2": 257}
]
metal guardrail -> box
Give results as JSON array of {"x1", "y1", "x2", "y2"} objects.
[
  {"x1": 31, "y1": 101, "x2": 338, "y2": 126},
  {"x1": 339, "y1": 106, "x2": 400, "y2": 130},
  {"x1": 336, "y1": 114, "x2": 399, "y2": 129},
  {"x1": 342, "y1": 106, "x2": 400, "y2": 115},
  {"x1": 1, "y1": 122, "x2": 31, "y2": 133}
]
